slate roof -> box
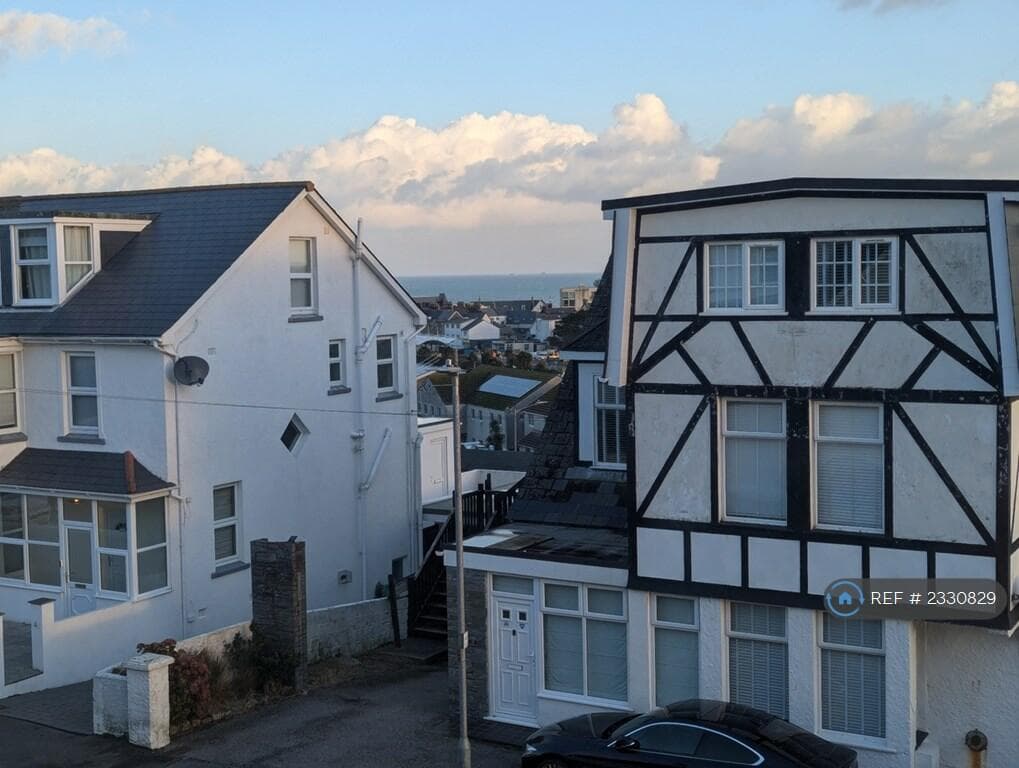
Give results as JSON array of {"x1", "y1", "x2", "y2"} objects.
[
  {"x1": 510, "y1": 254, "x2": 628, "y2": 533},
  {"x1": 0, "y1": 182, "x2": 310, "y2": 337},
  {"x1": 0, "y1": 448, "x2": 173, "y2": 496},
  {"x1": 561, "y1": 255, "x2": 612, "y2": 353},
  {"x1": 517, "y1": 431, "x2": 544, "y2": 451}
]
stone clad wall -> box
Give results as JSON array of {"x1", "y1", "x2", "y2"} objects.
[
  {"x1": 447, "y1": 566, "x2": 488, "y2": 726},
  {"x1": 250, "y1": 539, "x2": 308, "y2": 688}
]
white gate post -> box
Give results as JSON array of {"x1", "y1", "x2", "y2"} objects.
[{"x1": 124, "y1": 653, "x2": 175, "y2": 749}]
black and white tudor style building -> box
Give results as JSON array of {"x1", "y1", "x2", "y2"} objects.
[{"x1": 448, "y1": 179, "x2": 1019, "y2": 768}]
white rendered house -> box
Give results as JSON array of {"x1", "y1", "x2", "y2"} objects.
[
  {"x1": 448, "y1": 178, "x2": 1019, "y2": 768},
  {"x1": 0, "y1": 181, "x2": 425, "y2": 696}
]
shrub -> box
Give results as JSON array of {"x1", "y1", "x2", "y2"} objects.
[
  {"x1": 224, "y1": 626, "x2": 298, "y2": 694},
  {"x1": 136, "y1": 639, "x2": 213, "y2": 727}
]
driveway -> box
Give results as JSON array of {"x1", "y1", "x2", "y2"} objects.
[{"x1": 0, "y1": 654, "x2": 520, "y2": 768}]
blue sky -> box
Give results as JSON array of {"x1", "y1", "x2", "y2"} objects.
[{"x1": 2, "y1": 1, "x2": 1018, "y2": 273}]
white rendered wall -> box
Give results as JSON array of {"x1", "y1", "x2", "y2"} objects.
[{"x1": 161, "y1": 195, "x2": 420, "y2": 634}]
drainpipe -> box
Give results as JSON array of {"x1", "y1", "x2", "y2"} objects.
[
  {"x1": 404, "y1": 325, "x2": 425, "y2": 571},
  {"x1": 151, "y1": 321, "x2": 197, "y2": 639},
  {"x1": 351, "y1": 220, "x2": 369, "y2": 601}
]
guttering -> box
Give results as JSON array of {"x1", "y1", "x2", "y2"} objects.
[
  {"x1": 18, "y1": 336, "x2": 159, "y2": 345},
  {"x1": 0, "y1": 483, "x2": 172, "y2": 502},
  {"x1": 601, "y1": 176, "x2": 1019, "y2": 212}
]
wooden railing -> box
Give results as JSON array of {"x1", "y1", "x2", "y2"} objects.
[{"x1": 407, "y1": 478, "x2": 521, "y2": 633}]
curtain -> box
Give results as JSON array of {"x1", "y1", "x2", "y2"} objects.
[
  {"x1": 655, "y1": 628, "x2": 698, "y2": 706},
  {"x1": 587, "y1": 620, "x2": 627, "y2": 701},
  {"x1": 20, "y1": 265, "x2": 51, "y2": 299}
]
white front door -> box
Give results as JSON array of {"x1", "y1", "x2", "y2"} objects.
[
  {"x1": 63, "y1": 524, "x2": 97, "y2": 615},
  {"x1": 492, "y1": 595, "x2": 537, "y2": 724}
]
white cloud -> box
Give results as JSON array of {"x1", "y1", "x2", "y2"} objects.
[
  {"x1": 715, "y1": 80, "x2": 1019, "y2": 181},
  {"x1": 0, "y1": 11, "x2": 124, "y2": 58},
  {"x1": 2, "y1": 82, "x2": 1019, "y2": 272}
]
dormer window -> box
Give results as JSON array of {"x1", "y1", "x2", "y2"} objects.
[
  {"x1": 15, "y1": 227, "x2": 53, "y2": 302},
  {"x1": 6, "y1": 217, "x2": 146, "y2": 307},
  {"x1": 63, "y1": 225, "x2": 94, "y2": 291}
]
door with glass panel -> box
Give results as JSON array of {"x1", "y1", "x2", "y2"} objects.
[
  {"x1": 493, "y1": 594, "x2": 537, "y2": 723},
  {"x1": 62, "y1": 497, "x2": 97, "y2": 615}
]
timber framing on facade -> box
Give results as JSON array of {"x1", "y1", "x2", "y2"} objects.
[{"x1": 603, "y1": 179, "x2": 1019, "y2": 632}]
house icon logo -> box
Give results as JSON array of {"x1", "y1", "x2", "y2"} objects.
[{"x1": 824, "y1": 580, "x2": 864, "y2": 618}]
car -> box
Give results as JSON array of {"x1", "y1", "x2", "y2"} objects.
[{"x1": 521, "y1": 699, "x2": 858, "y2": 768}]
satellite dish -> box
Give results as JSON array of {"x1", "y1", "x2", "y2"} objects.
[{"x1": 173, "y1": 356, "x2": 209, "y2": 386}]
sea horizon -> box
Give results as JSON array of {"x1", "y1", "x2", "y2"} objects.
[{"x1": 398, "y1": 271, "x2": 602, "y2": 307}]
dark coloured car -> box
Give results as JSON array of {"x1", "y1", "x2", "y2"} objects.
[{"x1": 522, "y1": 699, "x2": 858, "y2": 768}]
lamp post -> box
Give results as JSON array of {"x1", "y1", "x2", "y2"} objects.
[{"x1": 440, "y1": 351, "x2": 471, "y2": 768}]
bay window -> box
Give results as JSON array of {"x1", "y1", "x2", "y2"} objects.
[
  {"x1": 653, "y1": 596, "x2": 698, "y2": 706},
  {"x1": 706, "y1": 241, "x2": 784, "y2": 311},
  {"x1": 721, "y1": 400, "x2": 786, "y2": 522},
  {"x1": 594, "y1": 380, "x2": 625, "y2": 467},
  {"x1": 728, "y1": 602, "x2": 788, "y2": 719},
  {"x1": 813, "y1": 403, "x2": 884, "y2": 532},
  {"x1": 97, "y1": 501, "x2": 128, "y2": 593},
  {"x1": 541, "y1": 583, "x2": 627, "y2": 702},
  {"x1": 821, "y1": 615, "x2": 886, "y2": 739},
  {"x1": 135, "y1": 498, "x2": 168, "y2": 594},
  {"x1": 813, "y1": 238, "x2": 896, "y2": 311}
]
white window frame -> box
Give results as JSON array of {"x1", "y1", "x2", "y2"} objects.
[
  {"x1": 13, "y1": 224, "x2": 56, "y2": 305},
  {"x1": 810, "y1": 237, "x2": 897, "y2": 312},
  {"x1": 328, "y1": 339, "x2": 347, "y2": 389},
  {"x1": 818, "y1": 615, "x2": 887, "y2": 746},
  {"x1": 96, "y1": 499, "x2": 131, "y2": 598},
  {"x1": 651, "y1": 595, "x2": 699, "y2": 707},
  {"x1": 811, "y1": 402, "x2": 885, "y2": 534},
  {"x1": 212, "y1": 483, "x2": 241, "y2": 567},
  {"x1": 593, "y1": 378, "x2": 626, "y2": 470},
  {"x1": 376, "y1": 334, "x2": 397, "y2": 394},
  {"x1": 0, "y1": 494, "x2": 60, "y2": 589},
  {"x1": 133, "y1": 496, "x2": 169, "y2": 596},
  {"x1": 539, "y1": 581, "x2": 628, "y2": 705},
  {"x1": 719, "y1": 399, "x2": 787, "y2": 525},
  {"x1": 61, "y1": 223, "x2": 95, "y2": 296},
  {"x1": 288, "y1": 237, "x2": 318, "y2": 315},
  {"x1": 726, "y1": 602, "x2": 789, "y2": 720},
  {"x1": 0, "y1": 349, "x2": 22, "y2": 434},
  {"x1": 703, "y1": 240, "x2": 785, "y2": 313},
  {"x1": 64, "y1": 351, "x2": 101, "y2": 437}
]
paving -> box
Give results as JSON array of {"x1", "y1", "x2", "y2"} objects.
[
  {"x1": 0, "y1": 651, "x2": 522, "y2": 768},
  {"x1": 0, "y1": 680, "x2": 94, "y2": 734}
]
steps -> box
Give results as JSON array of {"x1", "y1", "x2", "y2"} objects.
[{"x1": 410, "y1": 582, "x2": 448, "y2": 641}]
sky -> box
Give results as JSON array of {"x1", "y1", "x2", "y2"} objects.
[{"x1": 1, "y1": 0, "x2": 1018, "y2": 275}]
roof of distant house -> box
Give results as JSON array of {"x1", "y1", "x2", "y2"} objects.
[
  {"x1": 561, "y1": 257, "x2": 613, "y2": 353},
  {"x1": 522, "y1": 387, "x2": 559, "y2": 417},
  {"x1": 517, "y1": 431, "x2": 544, "y2": 451},
  {"x1": 460, "y1": 364, "x2": 558, "y2": 409}
]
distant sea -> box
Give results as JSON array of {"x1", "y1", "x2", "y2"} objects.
[{"x1": 398, "y1": 272, "x2": 601, "y2": 307}]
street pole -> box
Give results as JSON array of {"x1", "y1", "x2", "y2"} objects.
[{"x1": 449, "y1": 350, "x2": 471, "y2": 768}]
